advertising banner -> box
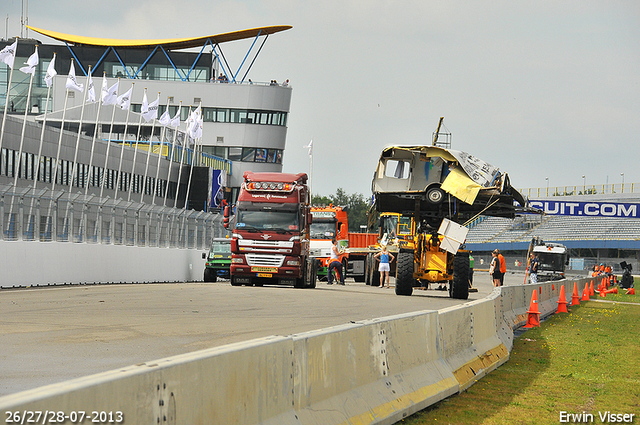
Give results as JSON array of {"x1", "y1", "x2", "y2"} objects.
[
  {"x1": 209, "y1": 169, "x2": 227, "y2": 211},
  {"x1": 528, "y1": 200, "x2": 640, "y2": 218}
]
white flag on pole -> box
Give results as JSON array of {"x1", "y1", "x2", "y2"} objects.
[
  {"x1": 0, "y1": 40, "x2": 18, "y2": 69},
  {"x1": 193, "y1": 115, "x2": 203, "y2": 139},
  {"x1": 65, "y1": 62, "x2": 84, "y2": 93},
  {"x1": 117, "y1": 86, "x2": 133, "y2": 110},
  {"x1": 86, "y1": 70, "x2": 96, "y2": 103},
  {"x1": 44, "y1": 55, "x2": 57, "y2": 88},
  {"x1": 187, "y1": 105, "x2": 202, "y2": 139},
  {"x1": 170, "y1": 106, "x2": 181, "y2": 128},
  {"x1": 19, "y1": 46, "x2": 39, "y2": 75},
  {"x1": 304, "y1": 140, "x2": 313, "y2": 157},
  {"x1": 159, "y1": 109, "x2": 171, "y2": 127},
  {"x1": 142, "y1": 94, "x2": 159, "y2": 122},
  {"x1": 102, "y1": 78, "x2": 119, "y2": 105}
]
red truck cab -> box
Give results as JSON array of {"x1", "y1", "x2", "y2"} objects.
[{"x1": 225, "y1": 171, "x2": 317, "y2": 288}]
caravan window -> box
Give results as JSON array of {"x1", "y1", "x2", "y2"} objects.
[{"x1": 384, "y1": 160, "x2": 411, "y2": 179}]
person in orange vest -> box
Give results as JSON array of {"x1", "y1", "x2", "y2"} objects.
[
  {"x1": 491, "y1": 249, "x2": 507, "y2": 286},
  {"x1": 599, "y1": 263, "x2": 605, "y2": 274},
  {"x1": 497, "y1": 249, "x2": 507, "y2": 285}
]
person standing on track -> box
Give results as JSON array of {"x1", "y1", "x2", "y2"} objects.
[
  {"x1": 327, "y1": 238, "x2": 345, "y2": 285},
  {"x1": 490, "y1": 250, "x2": 503, "y2": 287},
  {"x1": 528, "y1": 253, "x2": 539, "y2": 284},
  {"x1": 374, "y1": 244, "x2": 395, "y2": 288}
]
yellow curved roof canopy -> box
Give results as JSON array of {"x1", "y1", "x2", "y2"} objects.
[{"x1": 27, "y1": 25, "x2": 292, "y2": 50}]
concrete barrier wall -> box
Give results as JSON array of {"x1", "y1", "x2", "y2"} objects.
[
  {"x1": 0, "y1": 241, "x2": 206, "y2": 288},
  {"x1": 0, "y1": 276, "x2": 601, "y2": 425}
]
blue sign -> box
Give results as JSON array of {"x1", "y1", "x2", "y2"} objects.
[{"x1": 529, "y1": 200, "x2": 640, "y2": 218}]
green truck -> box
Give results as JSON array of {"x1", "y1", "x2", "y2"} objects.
[{"x1": 202, "y1": 238, "x2": 232, "y2": 282}]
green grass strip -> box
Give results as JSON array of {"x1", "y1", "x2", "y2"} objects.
[{"x1": 400, "y1": 293, "x2": 640, "y2": 425}]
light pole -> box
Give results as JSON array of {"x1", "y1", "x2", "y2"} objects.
[
  {"x1": 582, "y1": 175, "x2": 586, "y2": 192},
  {"x1": 545, "y1": 177, "x2": 549, "y2": 196},
  {"x1": 621, "y1": 173, "x2": 625, "y2": 193}
]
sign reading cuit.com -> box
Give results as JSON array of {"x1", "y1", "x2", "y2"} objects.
[{"x1": 528, "y1": 200, "x2": 640, "y2": 218}]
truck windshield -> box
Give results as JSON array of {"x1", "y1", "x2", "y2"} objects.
[
  {"x1": 537, "y1": 252, "x2": 565, "y2": 272},
  {"x1": 235, "y1": 209, "x2": 299, "y2": 232},
  {"x1": 380, "y1": 215, "x2": 398, "y2": 238},
  {"x1": 211, "y1": 242, "x2": 231, "y2": 253},
  {"x1": 310, "y1": 220, "x2": 336, "y2": 239}
]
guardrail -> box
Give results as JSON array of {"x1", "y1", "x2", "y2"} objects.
[
  {"x1": 0, "y1": 276, "x2": 601, "y2": 424},
  {"x1": 520, "y1": 182, "x2": 638, "y2": 198},
  {"x1": 0, "y1": 183, "x2": 225, "y2": 248}
]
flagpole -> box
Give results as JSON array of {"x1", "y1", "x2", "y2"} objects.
[
  {"x1": 127, "y1": 91, "x2": 145, "y2": 202},
  {"x1": 85, "y1": 74, "x2": 103, "y2": 197},
  {"x1": 152, "y1": 96, "x2": 170, "y2": 206},
  {"x1": 29, "y1": 60, "x2": 54, "y2": 231},
  {"x1": 100, "y1": 77, "x2": 119, "y2": 199},
  {"x1": 140, "y1": 91, "x2": 159, "y2": 203},
  {"x1": 114, "y1": 82, "x2": 135, "y2": 201},
  {"x1": 68, "y1": 65, "x2": 91, "y2": 196},
  {"x1": 51, "y1": 89, "x2": 70, "y2": 193},
  {"x1": 184, "y1": 138, "x2": 199, "y2": 211},
  {"x1": 0, "y1": 39, "x2": 17, "y2": 157},
  {"x1": 173, "y1": 106, "x2": 191, "y2": 207},
  {"x1": 65, "y1": 65, "x2": 91, "y2": 240},
  {"x1": 9, "y1": 45, "x2": 38, "y2": 227},
  {"x1": 13, "y1": 48, "x2": 37, "y2": 189},
  {"x1": 164, "y1": 101, "x2": 181, "y2": 207},
  {"x1": 182, "y1": 102, "x2": 203, "y2": 210}
]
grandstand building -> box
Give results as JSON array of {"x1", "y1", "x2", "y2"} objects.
[
  {"x1": 466, "y1": 190, "x2": 640, "y2": 274},
  {"x1": 0, "y1": 25, "x2": 292, "y2": 207}
]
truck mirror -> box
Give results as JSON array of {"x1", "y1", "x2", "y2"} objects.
[
  {"x1": 202, "y1": 252, "x2": 206, "y2": 259},
  {"x1": 223, "y1": 206, "x2": 230, "y2": 228}
]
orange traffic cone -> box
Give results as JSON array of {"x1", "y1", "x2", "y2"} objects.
[
  {"x1": 570, "y1": 282, "x2": 580, "y2": 306},
  {"x1": 556, "y1": 285, "x2": 568, "y2": 314},
  {"x1": 603, "y1": 287, "x2": 618, "y2": 295},
  {"x1": 581, "y1": 284, "x2": 590, "y2": 301},
  {"x1": 599, "y1": 287, "x2": 607, "y2": 297},
  {"x1": 523, "y1": 290, "x2": 540, "y2": 328},
  {"x1": 605, "y1": 276, "x2": 610, "y2": 289},
  {"x1": 589, "y1": 281, "x2": 594, "y2": 296},
  {"x1": 626, "y1": 288, "x2": 636, "y2": 295}
]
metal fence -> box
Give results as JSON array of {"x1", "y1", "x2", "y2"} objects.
[
  {"x1": 0, "y1": 183, "x2": 226, "y2": 249},
  {"x1": 520, "y1": 182, "x2": 638, "y2": 198}
]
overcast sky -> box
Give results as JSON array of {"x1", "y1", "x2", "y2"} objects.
[{"x1": 5, "y1": 0, "x2": 639, "y2": 197}]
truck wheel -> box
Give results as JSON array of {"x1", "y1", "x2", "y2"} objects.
[
  {"x1": 295, "y1": 261, "x2": 307, "y2": 288},
  {"x1": 210, "y1": 272, "x2": 217, "y2": 283},
  {"x1": 395, "y1": 250, "x2": 414, "y2": 296},
  {"x1": 451, "y1": 251, "x2": 470, "y2": 300},
  {"x1": 365, "y1": 254, "x2": 372, "y2": 285},
  {"x1": 307, "y1": 259, "x2": 318, "y2": 288},
  {"x1": 426, "y1": 185, "x2": 445, "y2": 204},
  {"x1": 204, "y1": 269, "x2": 212, "y2": 282}
]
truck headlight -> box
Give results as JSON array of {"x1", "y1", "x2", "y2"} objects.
[
  {"x1": 286, "y1": 260, "x2": 300, "y2": 266},
  {"x1": 231, "y1": 258, "x2": 244, "y2": 264}
]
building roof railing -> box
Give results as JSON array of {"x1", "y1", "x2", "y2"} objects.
[{"x1": 520, "y1": 183, "x2": 638, "y2": 198}]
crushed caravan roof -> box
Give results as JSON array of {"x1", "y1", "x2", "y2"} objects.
[{"x1": 371, "y1": 145, "x2": 528, "y2": 221}]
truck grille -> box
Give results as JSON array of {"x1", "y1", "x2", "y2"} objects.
[{"x1": 246, "y1": 254, "x2": 285, "y2": 267}]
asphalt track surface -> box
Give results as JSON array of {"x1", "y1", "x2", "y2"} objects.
[{"x1": 0, "y1": 272, "x2": 527, "y2": 397}]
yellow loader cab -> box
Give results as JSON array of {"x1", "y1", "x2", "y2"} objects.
[{"x1": 371, "y1": 145, "x2": 528, "y2": 299}]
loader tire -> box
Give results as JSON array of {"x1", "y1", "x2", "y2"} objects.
[
  {"x1": 395, "y1": 250, "x2": 414, "y2": 296},
  {"x1": 451, "y1": 251, "x2": 470, "y2": 300}
]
